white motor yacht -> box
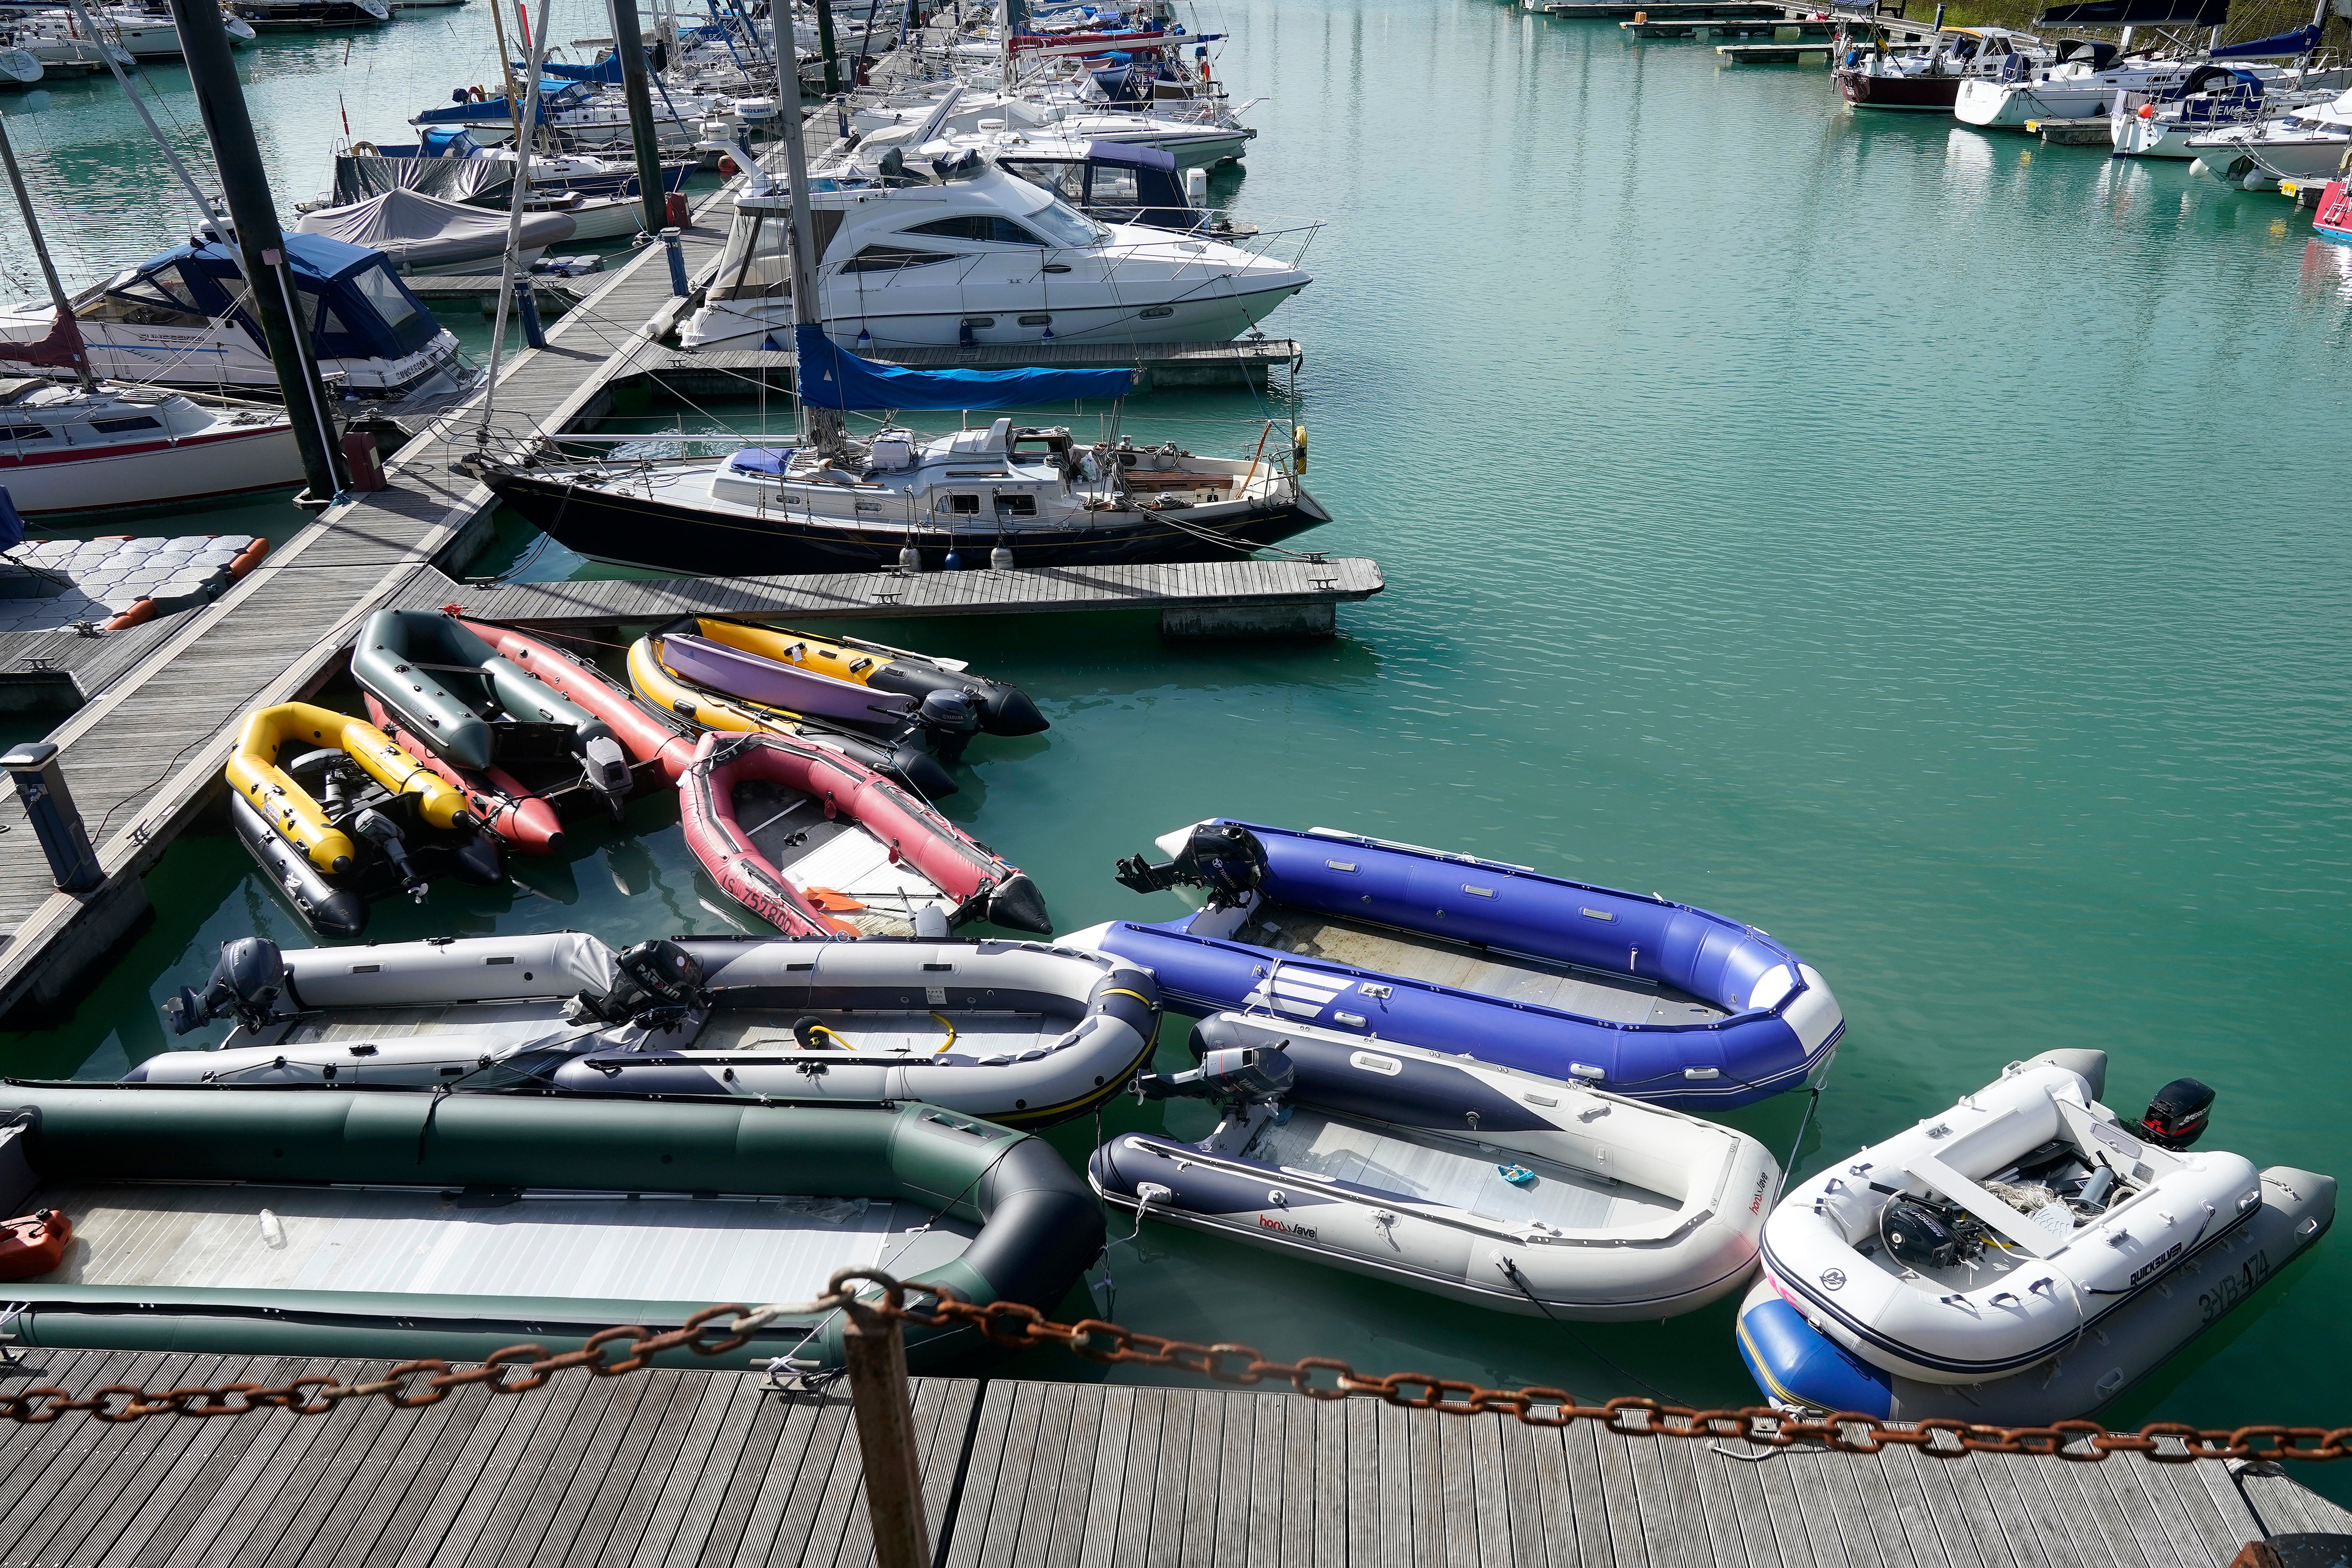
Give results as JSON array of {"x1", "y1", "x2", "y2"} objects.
[
  {"x1": 2188, "y1": 86, "x2": 2352, "y2": 185},
  {"x1": 0, "y1": 232, "x2": 467, "y2": 403},
  {"x1": 680, "y1": 157, "x2": 1308, "y2": 353},
  {"x1": 0, "y1": 1, "x2": 257, "y2": 56},
  {"x1": 2113, "y1": 63, "x2": 2351, "y2": 156},
  {"x1": 0, "y1": 19, "x2": 128, "y2": 73},
  {"x1": 858, "y1": 92, "x2": 1254, "y2": 168}
]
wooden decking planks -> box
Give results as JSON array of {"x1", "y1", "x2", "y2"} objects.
[
  {"x1": 0, "y1": 1350, "x2": 2344, "y2": 1566},
  {"x1": 395, "y1": 557, "x2": 1383, "y2": 628}
]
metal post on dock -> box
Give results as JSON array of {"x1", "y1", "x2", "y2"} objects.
[
  {"x1": 2, "y1": 744, "x2": 103, "y2": 893},
  {"x1": 607, "y1": 0, "x2": 673, "y2": 238},
  {"x1": 165, "y1": 0, "x2": 350, "y2": 508},
  {"x1": 660, "y1": 227, "x2": 690, "y2": 296},
  {"x1": 511, "y1": 275, "x2": 548, "y2": 348},
  {"x1": 839, "y1": 1294, "x2": 930, "y2": 1568}
]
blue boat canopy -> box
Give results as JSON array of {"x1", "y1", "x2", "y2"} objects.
[
  {"x1": 115, "y1": 233, "x2": 444, "y2": 363},
  {"x1": 794, "y1": 325, "x2": 1137, "y2": 411}
]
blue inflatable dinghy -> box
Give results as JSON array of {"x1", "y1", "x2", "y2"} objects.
[{"x1": 1059, "y1": 820, "x2": 1842, "y2": 1111}]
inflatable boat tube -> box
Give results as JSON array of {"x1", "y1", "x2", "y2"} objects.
[
  {"x1": 1754, "y1": 1051, "x2": 2331, "y2": 1395},
  {"x1": 683, "y1": 731, "x2": 1049, "y2": 936},
  {"x1": 226, "y1": 701, "x2": 472, "y2": 873},
  {"x1": 225, "y1": 702, "x2": 502, "y2": 937},
  {"x1": 1064, "y1": 820, "x2": 1841, "y2": 1111},
  {"x1": 0, "y1": 1082, "x2": 1101, "y2": 1373},
  {"x1": 679, "y1": 617, "x2": 1047, "y2": 737},
  {"x1": 136, "y1": 931, "x2": 1160, "y2": 1129},
  {"x1": 352, "y1": 610, "x2": 639, "y2": 854},
  {"x1": 1737, "y1": 1164, "x2": 2334, "y2": 1423},
  {"x1": 1089, "y1": 1012, "x2": 1777, "y2": 1320},
  {"x1": 452, "y1": 618, "x2": 700, "y2": 781},
  {"x1": 631, "y1": 631, "x2": 958, "y2": 800}
]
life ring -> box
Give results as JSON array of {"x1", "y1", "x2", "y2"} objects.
[{"x1": 350, "y1": 139, "x2": 380, "y2": 156}]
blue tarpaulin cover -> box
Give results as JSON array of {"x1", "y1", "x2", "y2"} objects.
[
  {"x1": 794, "y1": 324, "x2": 1138, "y2": 410},
  {"x1": 2214, "y1": 22, "x2": 2318, "y2": 55}
]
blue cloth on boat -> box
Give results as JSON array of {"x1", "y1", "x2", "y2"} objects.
[
  {"x1": 726, "y1": 448, "x2": 795, "y2": 476},
  {"x1": 794, "y1": 325, "x2": 1137, "y2": 412}
]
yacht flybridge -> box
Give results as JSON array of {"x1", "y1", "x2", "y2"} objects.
[{"x1": 680, "y1": 159, "x2": 1310, "y2": 352}]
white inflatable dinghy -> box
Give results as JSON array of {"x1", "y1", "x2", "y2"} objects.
[
  {"x1": 1089, "y1": 1012, "x2": 1778, "y2": 1321},
  {"x1": 1741, "y1": 1049, "x2": 2335, "y2": 1419},
  {"x1": 139, "y1": 932, "x2": 1158, "y2": 1129}
]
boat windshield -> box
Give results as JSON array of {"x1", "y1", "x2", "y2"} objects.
[{"x1": 1022, "y1": 194, "x2": 1111, "y2": 247}]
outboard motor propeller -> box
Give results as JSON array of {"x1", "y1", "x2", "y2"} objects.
[
  {"x1": 2140, "y1": 1077, "x2": 2214, "y2": 1150},
  {"x1": 1134, "y1": 1042, "x2": 1293, "y2": 1105},
  {"x1": 164, "y1": 937, "x2": 288, "y2": 1036},
  {"x1": 1114, "y1": 821, "x2": 1268, "y2": 909},
  {"x1": 915, "y1": 688, "x2": 982, "y2": 765}
]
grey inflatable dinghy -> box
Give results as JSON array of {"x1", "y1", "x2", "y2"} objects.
[{"x1": 139, "y1": 931, "x2": 1159, "y2": 1129}]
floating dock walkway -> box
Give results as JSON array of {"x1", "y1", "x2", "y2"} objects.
[
  {"x1": 0, "y1": 83, "x2": 1366, "y2": 1026},
  {"x1": 0, "y1": 1348, "x2": 2342, "y2": 1567}
]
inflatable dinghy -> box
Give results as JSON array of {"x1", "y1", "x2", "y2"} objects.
[
  {"x1": 0, "y1": 1082, "x2": 1100, "y2": 1372},
  {"x1": 351, "y1": 609, "x2": 640, "y2": 856},
  {"x1": 648, "y1": 617, "x2": 1046, "y2": 742},
  {"x1": 632, "y1": 626, "x2": 958, "y2": 799},
  {"x1": 1739, "y1": 1050, "x2": 2336, "y2": 1422},
  {"x1": 1063, "y1": 821, "x2": 1841, "y2": 1110},
  {"x1": 683, "y1": 731, "x2": 1049, "y2": 936},
  {"x1": 226, "y1": 702, "x2": 503, "y2": 938},
  {"x1": 1090, "y1": 1012, "x2": 1777, "y2": 1319},
  {"x1": 449, "y1": 617, "x2": 701, "y2": 781},
  {"x1": 141, "y1": 930, "x2": 1159, "y2": 1128}
]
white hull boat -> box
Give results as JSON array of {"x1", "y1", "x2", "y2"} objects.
[
  {"x1": 1739, "y1": 1049, "x2": 2336, "y2": 1420},
  {"x1": 681, "y1": 163, "x2": 1307, "y2": 352},
  {"x1": 138, "y1": 931, "x2": 1162, "y2": 1130},
  {"x1": 0, "y1": 44, "x2": 39, "y2": 83},
  {"x1": 1958, "y1": 49, "x2": 2217, "y2": 127},
  {"x1": 1090, "y1": 1013, "x2": 1780, "y2": 1320},
  {"x1": 2111, "y1": 65, "x2": 2352, "y2": 156},
  {"x1": 0, "y1": 376, "x2": 300, "y2": 514},
  {"x1": 2188, "y1": 88, "x2": 2352, "y2": 185}
]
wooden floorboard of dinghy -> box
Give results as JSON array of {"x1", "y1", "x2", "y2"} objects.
[{"x1": 0, "y1": 1353, "x2": 2346, "y2": 1565}]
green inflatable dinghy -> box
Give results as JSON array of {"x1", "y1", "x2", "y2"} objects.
[{"x1": 0, "y1": 1083, "x2": 1101, "y2": 1371}]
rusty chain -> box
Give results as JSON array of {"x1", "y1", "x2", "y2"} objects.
[{"x1": 0, "y1": 1269, "x2": 2344, "y2": 1466}]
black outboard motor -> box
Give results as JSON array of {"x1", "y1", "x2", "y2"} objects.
[
  {"x1": 564, "y1": 938, "x2": 706, "y2": 1028},
  {"x1": 914, "y1": 689, "x2": 982, "y2": 765},
  {"x1": 164, "y1": 937, "x2": 288, "y2": 1036},
  {"x1": 1881, "y1": 1197, "x2": 1983, "y2": 1271},
  {"x1": 1114, "y1": 822, "x2": 1269, "y2": 909},
  {"x1": 1134, "y1": 1042, "x2": 1293, "y2": 1105},
  {"x1": 352, "y1": 807, "x2": 427, "y2": 900},
  {"x1": 2141, "y1": 1078, "x2": 2214, "y2": 1150}
]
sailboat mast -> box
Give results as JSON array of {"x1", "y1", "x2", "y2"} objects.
[
  {"x1": 0, "y1": 112, "x2": 94, "y2": 392},
  {"x1": 774, "y1": 0, "x2": 844, "y2": 448},
  {"x1": 609, "y1": 0, "x2": 673, "y2": 237}
]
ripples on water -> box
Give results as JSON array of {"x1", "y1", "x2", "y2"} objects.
[{"x1": 5, "y1": 0, "x2": 2351, "y2": 1463}]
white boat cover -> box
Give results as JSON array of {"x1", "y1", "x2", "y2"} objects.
[{"x1": 293, "y1": 188, "x2": 574, "y2": 268}]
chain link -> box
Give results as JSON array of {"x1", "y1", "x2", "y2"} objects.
[{"x1": 0, "y1": 1271, "x2": 2342, "y2": 1464}]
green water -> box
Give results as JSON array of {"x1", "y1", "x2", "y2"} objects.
[{"x1": 8, "y1": 0, "x2": 2352, "y2": 1472}]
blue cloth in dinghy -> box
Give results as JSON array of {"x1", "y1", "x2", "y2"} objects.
[{"x1": 1065, "y1": 821, "x2": 1843, "y2": 1110}]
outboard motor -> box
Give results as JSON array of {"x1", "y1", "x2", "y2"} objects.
[
  {"x1": 1114, "y1": 822, "x2": 1268, "y2": 909},
  {"x1": 2140, "y1": 1077, "x2": 2214, "y2": 1150},
  {"x1": 581, "y1": 734, "x2": 633, "y2": 820},
  {"x1": 564, "y1": 937, "x2": 705, "y2": 1028},
  {"x1": 1880, "y1": 1197, "x2": 1984, "y2": 1271},
  {"x1": 1134, "y1": 1041, "x2": 1293, "y2": 1104},
  {"x1": 352, "y1": 807, "x2": 426, "y2": 900},
  {"x1": 164, "y1": 936, "x2": 289, "y2": 1036},
  {"x1": 915, "y1": 688, "x2": 982, "y2": 765}
]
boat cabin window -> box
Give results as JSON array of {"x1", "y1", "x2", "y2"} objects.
[
  {"x1": 903, "y1": 213, "x2": 1054, "y2": 246},
  {"x1": 346, "y1": 264, "x2": 421, "y2": 335},
  {"x1": 946, "y1": 493, "x2": 981, "y2": 514},
  {"x1": 712, "y1": 210, "x2": 846, "y2": 298},
  {"x1": 841, "y1": 244, "x2": 958, "y2": 274},
  {"x1": 997, "y1": 493, "x2": 1038, "y2": 517},
  {"x1": 1087, "y1": 166, "x2": 1141, "y2": 205},
  {"x1": 1022, "y1": 197, "x2": 1111, "y2": 248},
  {"x1": 90, "y1": 416, "x2": 163, "y2": 435},
  {"x1": 0, "y1": 424, "x2": 52, "y2": 442},
  {"x1": 86, "y1": 271, "x2": 212, "y2": 327},
  {"x1": 999, "y1": 161, "x2": 1087, "y2": 204}
]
